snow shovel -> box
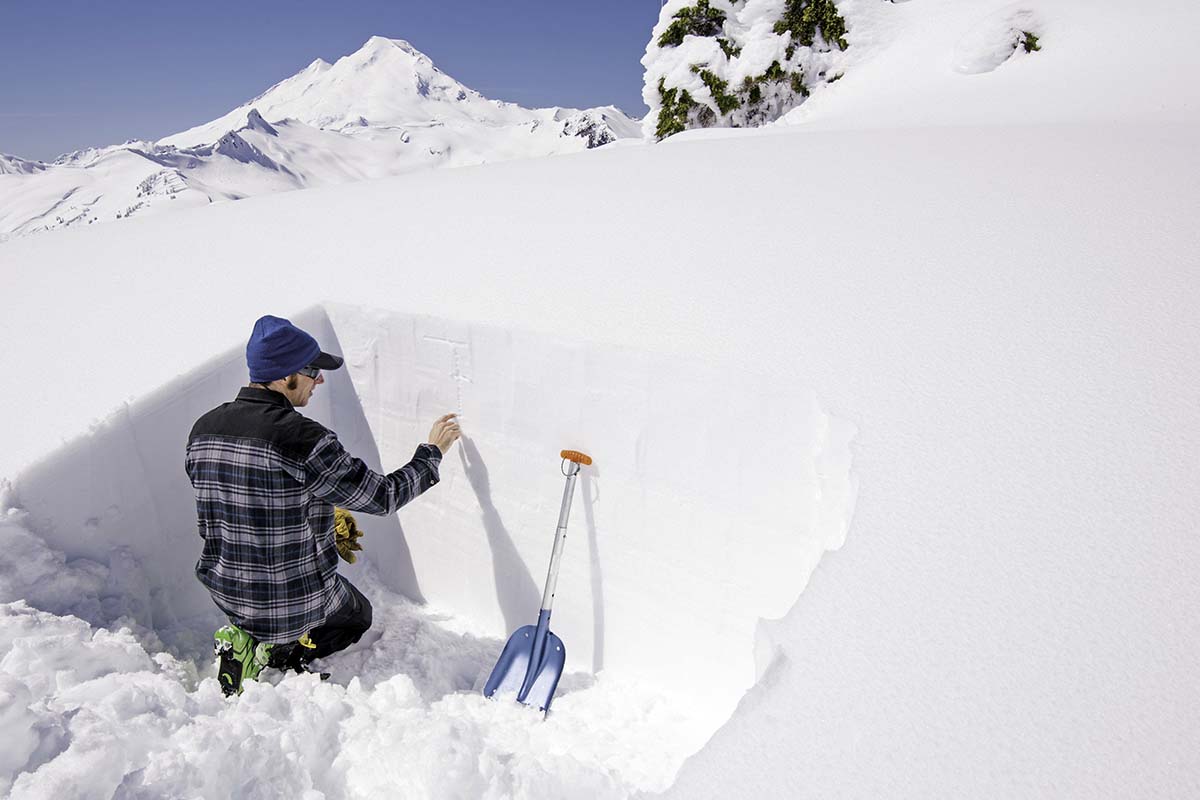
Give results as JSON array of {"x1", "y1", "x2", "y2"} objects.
[{"x1": 483, "y1": 449, "x2": 592, "y2": 713}]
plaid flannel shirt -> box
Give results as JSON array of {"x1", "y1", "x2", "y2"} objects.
[{"x1": 185, "y1": 386, "x2": 441, "y2": 643}]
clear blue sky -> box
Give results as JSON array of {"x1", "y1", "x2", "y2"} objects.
[{"x1": 0, "y1": 0, "x2": 662, "y2": 161}]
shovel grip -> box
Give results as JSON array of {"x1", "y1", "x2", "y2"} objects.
[{"x1": 560, "y1": 450, "x2": 592, "y2": 466}]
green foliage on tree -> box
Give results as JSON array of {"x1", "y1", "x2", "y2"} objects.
[
  {"x1": 658, "y1": 0, "x2": 727, "y2": 48},
  {"x1": 652, "y1": 0, "x2": 844, "y2": 139},
  {"x1": 1021, "y1": 31, "x2": 1041, "y2": 52},
  {"x1": 744, "y1": 78, "x2": 763, "y2": 105},
  {"x1": 698, "y1": 69, "x2": 741, "y2": 114},
  {"x1": 773, "y1": 0, "x2": 848, "y2": 50},
  {"x1": 717, "y1": 37, "x2": 742, "y2": 59},
  {"x1": 762, "y1": 61, "x2": 786, "y2": 82},
  {"x1": 735, "y1": 61, "x2": 808, "y2": 121},
  {"x1": 656, "y1": 78, "x2": 697, "y2": 139},
  {"x1": 791, "y1": 72, "x2": 810, "y2": 97}
]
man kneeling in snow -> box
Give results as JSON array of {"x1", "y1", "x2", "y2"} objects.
[{"x1": 185, "y1": 315, "x2": 460, "y2": 695}]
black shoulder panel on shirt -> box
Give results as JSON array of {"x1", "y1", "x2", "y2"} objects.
[{"x1": 188, "y1": 399, "x2": 331, "y2": 461}]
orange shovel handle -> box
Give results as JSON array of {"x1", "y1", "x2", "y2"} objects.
[{"x1": 560, "y1": 450, "x2": 593, "y2": 466}]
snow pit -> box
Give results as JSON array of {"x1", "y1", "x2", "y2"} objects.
[{"x1": 0, "y1": 304, "x2": 856, "y2": 797}]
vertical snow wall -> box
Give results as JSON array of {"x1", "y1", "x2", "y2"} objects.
[{"x1": 3, "y1": 303, "x2": 856, "y2": 724}]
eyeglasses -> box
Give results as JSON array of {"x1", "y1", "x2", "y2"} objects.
[{"x1": 297, "y1": 365, "x2": 321, "y2": 380}]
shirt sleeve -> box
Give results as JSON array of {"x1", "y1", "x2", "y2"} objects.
[{"x1": 303, "y1": 433, "x2": 442, "y2": 515}]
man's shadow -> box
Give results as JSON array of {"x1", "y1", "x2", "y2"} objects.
[{"x1": 458, "y1": 436, "x2": 541, "y2": 633}]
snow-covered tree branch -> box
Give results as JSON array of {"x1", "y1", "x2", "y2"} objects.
[{"x1": 641, "y1": 0, "x2": 852, "y2": 140}]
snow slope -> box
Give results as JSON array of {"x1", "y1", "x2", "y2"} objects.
[
  {"x1": 777, "y1": 0, "x2": 1200, "y2": 130},
  {"x1": 1, "y1": 0, "x2": 1199, "y2": 797},
  {"x1": 0, "y1": 36, "x2": 640, "y2": 240}
]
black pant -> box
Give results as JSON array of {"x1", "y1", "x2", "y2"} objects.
[{"x1": 304, "y1": 576, "x2": 373, "y2": 661}]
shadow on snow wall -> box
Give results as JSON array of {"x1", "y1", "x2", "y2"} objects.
[{"x1": 1, "y1": 303, "x2": 857, "y2": 723}]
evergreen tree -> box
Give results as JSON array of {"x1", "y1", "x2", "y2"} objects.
[{"x1": 642, "y1": 0, "x2": 851, "y2": 141}]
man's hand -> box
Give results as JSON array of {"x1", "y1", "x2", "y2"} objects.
[
  {"x1": 334, "y1": 508, "x2": 364, "y2": 564},
  {"x1": 428, "y1": 413, "x2": 462, "y2": 455}
]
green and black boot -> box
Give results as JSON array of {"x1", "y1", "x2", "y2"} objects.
[
  {"x1": 267, "y1": 635, "x2": 332, "y2": 681},
  {"x1": 214, "y1": 624, "x2": 273, "y2": 696}
]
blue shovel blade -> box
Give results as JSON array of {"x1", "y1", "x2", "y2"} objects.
[{"x1": 483, "y1": 624, "x2": 567, "y2": 712}]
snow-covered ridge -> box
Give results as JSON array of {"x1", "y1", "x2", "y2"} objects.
[
  {"x1": 0, "y1": 36, "x2": 642, "y2": 241},
  {"x1": 0, "y1": 154, "x2": 47, "y2": 175}
]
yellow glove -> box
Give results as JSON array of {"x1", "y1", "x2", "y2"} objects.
[{"x1": 334, "y1": 507, "x2": 364, "y2": 564}]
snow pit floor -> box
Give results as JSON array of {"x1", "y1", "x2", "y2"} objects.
[{"x1": 0, "y1": 554, "x2": 710, "y2": 799}]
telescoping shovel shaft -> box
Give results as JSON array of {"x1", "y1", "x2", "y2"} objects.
[{"x1": 483, "y1": 449, "x2": 592, "y2": 713}]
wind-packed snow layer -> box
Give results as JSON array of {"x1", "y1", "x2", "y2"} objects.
[{"x1": 320, "y1": 304, "x2": 855, "y2": 707}]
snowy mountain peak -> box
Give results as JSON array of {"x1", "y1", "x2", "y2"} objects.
[
  {"x1": 159, "y1": 34, "x2": 492, "y2": 145},
  {"x1": 244, "y1": 108, "x2": 278, "y2": 136},
  {"x1": 335, "y1": 36, "x2": 455, "y2": 97},
  {"x1": 361, "y1": 35, "x2": 421, "y2": 56},
  {"x1": 341, "y1": 35, "x2": 436, "y2": 74}
]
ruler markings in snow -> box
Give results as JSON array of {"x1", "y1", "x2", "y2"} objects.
[{"x1": 422, "y1": 334, "x2": 469, "y2": 416}]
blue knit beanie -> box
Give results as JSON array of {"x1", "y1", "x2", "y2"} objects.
[{"x1": 246, "y1": 315, "x2": 334, "y2": 383}]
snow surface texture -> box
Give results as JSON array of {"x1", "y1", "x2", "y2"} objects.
[
  {"x1": 951, "y1": 6, "x2": 1044, "y2": 75},
  {"x1": 2, "y1": 0, "x2": 1200, "y2": 796},
  {"x1": 0, "y1": 36, "x2": 640, "y2": 241}
]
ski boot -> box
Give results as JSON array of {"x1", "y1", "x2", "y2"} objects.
[
  {"x1": 214, "y1": 624, "x2": 273, "y2": 696},
  {"x1": 267, "y1": 632, "x2": 331, "y2": 681}
]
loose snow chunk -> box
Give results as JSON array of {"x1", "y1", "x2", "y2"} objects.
[
  {"x1": 0, "y1": 674, "x2": 42, "y2": 795},
  {"x1": 0, "y1": 603, "x2": 155, "y2": 697},
  {"x1": 0, "y1": 588, "x2": 713, "y2": 798}
]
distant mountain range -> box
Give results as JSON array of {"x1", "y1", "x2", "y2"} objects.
[{"x1": 0, "y1": 36, "x2": 641, "y2": 240}]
